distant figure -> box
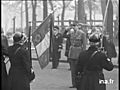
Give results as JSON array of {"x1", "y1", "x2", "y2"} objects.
[
  {"x1": 52, "y1": 26, "x2": 63, "y2": 69},
  {"x1": 1, "y1": 28, "x2": 9, "y2": 90},
  {"x1": 8, "y1": 32, "x2": 31, "y2": 90},
  {"x1": 75, "y1": 32, "x2": 114, "y2": 90}
]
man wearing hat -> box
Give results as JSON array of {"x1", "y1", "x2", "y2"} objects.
[
  {"x1": 75, "y1": 32, "x2": 114, "y2": 90},
  {"x1": 7, "y1": 32, "x2": 31, "y2": 90}
]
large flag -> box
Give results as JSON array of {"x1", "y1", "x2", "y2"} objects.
[
  {"x1": 102, "y1": 0, "x2": 117, "y2": 58},
  {"x1": 32, "y1": 13, "x2": 53, "y2": 69},
  {"x1": 103, "y1": 0, "x2": 113, "y2": 41}
]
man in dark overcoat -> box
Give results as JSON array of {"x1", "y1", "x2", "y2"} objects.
[
  {"x1": 52, "y1": 26, "x2": 63, "y2": 69},
  {"x1": 1, "y1": 28, "x2": 9, "y2": 90},
  {"x1": 75, "y1": 32, "x2": 114, "y2": 90},
  {"x1": 7, "y1": 32, "x2": 31, "y2": 90}
]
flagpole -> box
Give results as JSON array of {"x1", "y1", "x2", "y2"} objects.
[
  {"x1": 49, "y1": 13, "x2": 54, "y2": 62},
  {"x1": 28, "y1": 23, "x2": 32, "y2": 67}
]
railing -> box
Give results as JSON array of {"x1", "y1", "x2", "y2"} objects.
[{"x1": 30, "y1": 19, "x2": 116, "y2": 28}]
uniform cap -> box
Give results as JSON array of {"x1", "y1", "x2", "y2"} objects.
[
  {"x1": 89, "y1": 32, "x2": 100, "y2": 43},
  {"x1": 13, "y1": 32, "x2": 23, "y2": 43}
]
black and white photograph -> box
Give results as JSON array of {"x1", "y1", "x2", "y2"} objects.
[{"x1": 1, "y1": 0, "x2": 119, "y2": 90}]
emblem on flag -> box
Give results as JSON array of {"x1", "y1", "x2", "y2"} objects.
[
  {"x1": 34, "y1": 34, "x2": 41, "y2": 43},
  {"x1": 32, "y1": 13, "x2": 53, "y2": 69}
]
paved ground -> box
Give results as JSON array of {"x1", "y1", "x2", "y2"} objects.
[
  {"x1": 6, "y1": 60, "x2": 118, "y2": 90},
  {"x1": 7, "y1": 38, "x2": 119, "y2": 90},
  {"x1": 30, "y1": 61, "x2": 118, "y2": 90},
  {"x1": 31, "y1": 43, "x2": 119, "y2": 90}
]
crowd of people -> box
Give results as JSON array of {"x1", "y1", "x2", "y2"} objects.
[{"x1": 1, "y1": 21, "x2": 117, "y2": 90}]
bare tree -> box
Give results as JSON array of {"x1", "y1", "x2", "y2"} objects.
[
  {"x1": 49, "y1": 0, "x2": 54, "y2": 11},
  {"x1": 74, "y1": 0, "x2": 78, "y2": 21},
  {"x1": 61, "y1": 0, "x2": 65, "y2": 28},
  {"x1": 49, "y1": 0, "x2": 55, "y2": 25},
  {"x1": 100, "y1": 0, "x2": 107, "y2": 19},
  {"x1": 21, "y1": 1, "x2": 23, "y2": 32},
  {"x1": 43, "y1": 0, "x2": 48, "y2": 19},
  {"x1": 25, "y1": 0, "x2": 29, "y2": 36},
  {"x1": 31, "y1": 0, "x2": 37, "y2": 33},
  {"x1": 78, "y1": 0, "x2": 86, "y2": 23}
]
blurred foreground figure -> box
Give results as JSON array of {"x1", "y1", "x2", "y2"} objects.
[
  {"x1": 8, "y1": 32, "x2": 31, "y2": 90},
  {"x1": 75, "y1": 32, "x2": 114, "y2": 90},
  {"x1": 1, "y1": 28, "x2": 9, "y2": 90}
]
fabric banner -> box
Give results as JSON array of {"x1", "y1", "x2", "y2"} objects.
[
  {"x1": 32, "y1": 13, "x2": 53, "y2": 69},
  {"x1": 103, "y1": 0, "x2": 113, "y2": 40}
]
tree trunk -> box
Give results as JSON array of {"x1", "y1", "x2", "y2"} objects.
[
  {"x1": 13, "y1": 16, "x2": 16, "y2": 34},
  {"x1": 43, "y1": 0, "x2": 48, "y2": 19},
  {"x1": 31, "y1": 0, "x2": 37, "y2": 33},
  {"x1": 78, "y1": 0, "x2": 86, "y2": 23},
  {"x1": 49, "y1": 0, "x2": 53, "y2": 11},
  {"x1": 49, "y1": 1, "x2": 55, "y2": 25},
  {"x1": 88, "y1": 0, "x2": 92, "y2": 25},
  {"x1": 100, "y1": 0, "x2": 107, "y2": 19},
  {"x1": 61, "y1": 0, "x2": 65, "y2": 28},
  {"x1": 25, "y1": 0, "x2": 29, "y2": 36},
  {"x1": 21, "y1": 1, "x2": 23, "y2": 32},
  {"x1": 74, "y1": 0, "x2": 77, "y2": 21}
]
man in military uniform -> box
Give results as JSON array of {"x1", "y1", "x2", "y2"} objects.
[
  {"x1": 68, "y1": 24, "x2": 87, "y2": 88},
  {"x1": 63, "y1": 24, "x2": 76, "y2": 70},
  {"x1": 52, "y1": 26, "x2": 63, "y2": 69}
]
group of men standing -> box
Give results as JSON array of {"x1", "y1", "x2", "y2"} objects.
[
  {"x1": 51, "y1": 23, "x2": 87, "y2": 71},
  {"x1": 51, "y1": 23, "x2": 87, "y2": 87},
  {"x1": 1, "y1": 21, "x2": 117, "y2": 90},
  {"x1": 52, "y1": 22, "x2": 117, "y2": 90}
]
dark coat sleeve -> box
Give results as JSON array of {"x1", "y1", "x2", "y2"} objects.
[
  {"x1": 75, "y1": 59, "x2": 83, "y2": 75},
  {"x1": 20, "y1": 48, "x2": 31, "y2": 73},
  {"x1": 2, "y1": 46, "x2": 8, "y2": 57},
  {"x1": 2, "y1": 35, "x2": 9, "y2": 56},
  {"x1": 100, "y1": 53, "x2": 114, "y2": 71},
  {"x1": 75, "y1": 52, "x2": 85, "y2": 75}
]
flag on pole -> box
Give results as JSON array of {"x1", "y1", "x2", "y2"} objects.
[
  {"x1": 103, "y1": 0, "x2": 113, "y2": 41},
  {"x1": 102, "y1": 0, "x2": 117, "y2": 58},
  {"x1": 32, "y1": 13, "x2": 53, "y2": 69}
]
